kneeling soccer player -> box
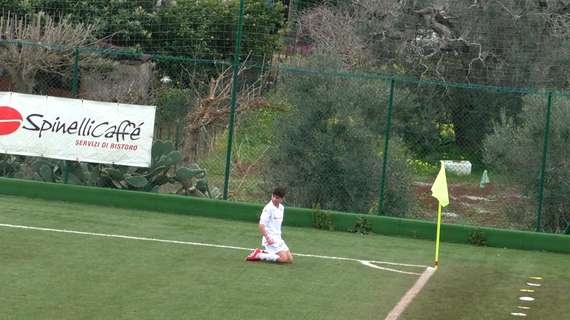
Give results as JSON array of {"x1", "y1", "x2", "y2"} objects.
[{"x1": 246, "y1": 187, "x2": 293, "y2": 264}]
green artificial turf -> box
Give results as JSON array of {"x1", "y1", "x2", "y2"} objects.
[{"x1": 0, "y1": 194, "x2": 568, "y2": 319}]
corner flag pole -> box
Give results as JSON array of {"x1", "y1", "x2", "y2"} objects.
[
  {"x1": 434, "y1": 203, "x2": 443, "y2": 268},
  {"x1": 431, "y1": 161, "x2": 449, "y2": 269}
]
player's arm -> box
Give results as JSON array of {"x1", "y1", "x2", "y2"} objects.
[{"x1": 258, "y1": 223, "x2": 274, "y2": 245}]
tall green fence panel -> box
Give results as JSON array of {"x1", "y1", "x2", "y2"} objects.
[
  {"x1": 539, "y1": 95, "x2": 570, "y2": 233},
  {"x1": 248, "y1": 68, "x2": 392, "y2": 215},
  {"x1": 389, "y1": 86, "x2": 548, "y2": 231},
  {"x1": 1, "y1": 1, "x2": 569, "y2": 235}
]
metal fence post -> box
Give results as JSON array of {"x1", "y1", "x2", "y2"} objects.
[
  {"x1": 535, "y1": 92, "x2": 553, "y2": 232},
  {"x1": 222, "y1": 0, "x2": 246, "y2": 200},
  {"x1": 378, "y1": 78, "x2": 396, "y2": 215},
  {"x1": 63, "y1": 47, "x2": 80, "y2": 184}
]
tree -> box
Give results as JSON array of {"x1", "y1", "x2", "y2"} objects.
[
  {"x1": 293, "y1": 0, "x2": 568, "y2": 163},
  {"x1": 0, "y1": 0, "x2": 28, "y2": 15},
  {"x1": 268, "y1": 55, "x2": 414, "y2": 215},
  {"x1": 176, "y1": 61, "x2": 280, "y2": 163},
  {"x1": 150, "y1": 0, "x2": 285, "y2": 95},
  {"x1": 24, "y1": 0, "x2": 158, "y2": 48},
  {"x1": 0, "y1": 13, "x2": 99, "y2": 93},
  {"x1": 483, "y1": 95, "x2": 570, "y2": 233},
  {"x1": 357, "y1": 0, "x2": 570, "y2": 88},
  {"x1": 153, "y1": 0, "x2": 284, "y2": 60},
  {"x1": 12, "y1": 0, "x2": 285, "y2": 61}
]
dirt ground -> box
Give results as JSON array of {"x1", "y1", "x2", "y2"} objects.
[{"x1": 413, "y1": 181, "x2": 535, "y2": 230}]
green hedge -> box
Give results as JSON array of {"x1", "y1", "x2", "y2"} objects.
[{"x1": 0, "y1": 177, "x2": 568, "y2": 254}]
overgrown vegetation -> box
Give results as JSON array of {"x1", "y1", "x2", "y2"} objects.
[
  {"x1": 0, "y1": 13, "x2": 104, "y2": 93},
  {"x1": 350, "y1": 216, "x2": 372, "y2": 235},
  {"x1": 483, "y1": 96, "x2": 570, "y2": 233},
  {"x1": 468, "y1": 229, "x2": 487, "y2": 246},
  {"x1": 1, "y1": 0, "x2": 569, "y2": 233},
  {"x1": 7, "y1": 0, "x2": 285, "y2": 59},
  {"x1": 0, "y1": 141, "x2": 220, "y2": 199},
  {"x1": 154, "y1": 88, "x2": 198, "y2": 149},
  {"x1": 312, "y1": 204, "x2": 334, "y2": 231},
  {"x1": 267, "y1": 55, "x2": 415, "y2": 215}
]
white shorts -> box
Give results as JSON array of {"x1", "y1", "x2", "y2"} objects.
[{"x1": 263, "y1": 240, "x2": 289, "y2": 254}]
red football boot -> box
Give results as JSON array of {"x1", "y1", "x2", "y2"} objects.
[{"x1": 245, "y1": 248, "x2": 262, "y2": 261}]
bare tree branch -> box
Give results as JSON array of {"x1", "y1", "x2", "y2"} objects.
[
  {"x1": 298, "y1": 6, "x2": 371, "y2": 68},
  {"x1": 180, "y1": 61, "x2": 286, "y2": 163},
  {"x1": 0, "y1": 13, "x2": 99, "y2": 92}
]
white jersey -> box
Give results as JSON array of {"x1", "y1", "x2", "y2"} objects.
[{"x1": 259, "y1": 200, "x2": 285, "y2": 246}]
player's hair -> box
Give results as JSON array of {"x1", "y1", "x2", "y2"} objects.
[{"x1": 272, "y1": 187, "x2": 287, "y2": 198}]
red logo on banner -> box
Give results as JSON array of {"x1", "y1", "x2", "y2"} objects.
[{"x1": 0, "y1": 106, "x2": 23, "y2": 136}]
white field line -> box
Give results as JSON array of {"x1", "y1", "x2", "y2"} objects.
[
  {"x1": 0, "y1": 223, "x2": 428, "y2": 274},
  {"x1": 384, "y1": 267, "x2": 437, "y2": 320},
  {"x1": 359, "y1": 261, "x2": 423, "y2": 276}
]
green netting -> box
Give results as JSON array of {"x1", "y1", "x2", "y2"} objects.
[
  {"x1": 542, "y1": 95, "x2": 570, "y2": 233},
  {"x1": 283, "y1": 0, "x2": 570, "y2": 89},
  {"x1": 0, "y1": 0, "x2": 569, "y2": 234}
]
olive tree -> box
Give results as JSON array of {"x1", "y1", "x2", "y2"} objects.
[
  {"x1": 483, "y1": 96, "x2": 570, "y2": 233},
  {"x1": 267, "y1": 55, "x2": 415, "y2": 215}
]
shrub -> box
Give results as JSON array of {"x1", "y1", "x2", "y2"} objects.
[
  {"x1": 350, "y1": 216, "x2": 372, "y2": 235},
  {"x1": 154, "y1": 0, "x2": 285, "y2": 60},
  {"x1": 3, "y1": 141, "x2": 220, "y2": 199},
  {"x1": 267, "y1": 54, "x2": 415, "y2": 215},
  {"x1": 468, "y1": 229, "x2": 487, "y2": 246},
  {"x1": 312, "y1": 204, "x2": 334, "y2": 231},
  {"x1": 483, "y1": 96, "x2": 570, "y2": 233}
]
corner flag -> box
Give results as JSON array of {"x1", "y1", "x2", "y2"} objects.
[
  {"x1": 431, "y1": 161, "x2": 449, "y2": 207},
  {"x1": 432, "y1": 161, "x2": 449, "y2": 268}
]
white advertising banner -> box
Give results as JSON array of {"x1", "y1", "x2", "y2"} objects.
[{"x1": 0, "y1": 92, "x2": 156, "y2": 167}]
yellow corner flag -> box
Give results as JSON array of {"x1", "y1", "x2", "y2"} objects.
[
  {"x1": 431, "y1": 161, "x2": 449, "y2": 207},
  {"x1": 432, "y1": 161, "x2": 449, "y2": 269}
]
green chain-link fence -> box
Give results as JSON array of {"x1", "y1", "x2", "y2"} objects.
[{"x1": 1, "y1": 0, "x2": 569, "y2": 234}]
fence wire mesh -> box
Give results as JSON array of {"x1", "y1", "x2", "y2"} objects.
[{"x1": 0, "y1": 0, "x2": 569, "y2": 234}]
